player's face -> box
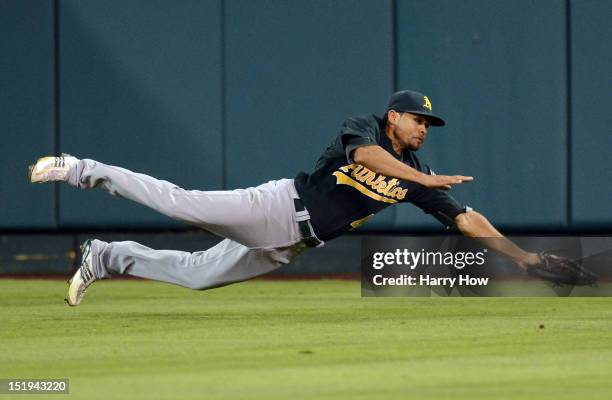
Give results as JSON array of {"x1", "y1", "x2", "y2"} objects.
[{"x1": 395, "y1": 112, "x2": 430, "y2": 151}]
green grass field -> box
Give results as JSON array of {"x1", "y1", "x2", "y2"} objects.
[{"x1": 1, "y1": 279, "x2": 612, "y2": 399}]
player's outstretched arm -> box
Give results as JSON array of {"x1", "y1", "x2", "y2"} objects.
[
  {"x1": 352, "y1": 145, "x2": 473, "y2": 190},
  {"x1": 454, "y1": 211, "x2": 540, "y2": 270}
]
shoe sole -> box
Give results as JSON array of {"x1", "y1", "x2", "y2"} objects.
[
  {"x1": 27, "y1": 157, "x2": 45, "y2": 183},
  {"x1": 27, "y1": 164, "x2": 35, "y2": 182},
  {"x1": 65, "y1": 278, "x2": 75, "y2": 306},
  {"x1": 65, "y1": 240, "x2": 92, "y2": 307}
]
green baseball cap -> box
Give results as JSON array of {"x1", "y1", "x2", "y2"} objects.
[{"x1": 386, "y1": 90, "x2": 446, "y2": 126}]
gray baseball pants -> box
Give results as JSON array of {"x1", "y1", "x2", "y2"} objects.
[{"x1": 66, "y1": 159, "x2": 319, "y2": 290}]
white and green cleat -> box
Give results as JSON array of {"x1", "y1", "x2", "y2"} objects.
[
  {"x1": 28, "y1": 154, "x2": 78, "y2": 183},
  {"x1": 65, "y1": 240, "x2": 97, "y2": 307}
]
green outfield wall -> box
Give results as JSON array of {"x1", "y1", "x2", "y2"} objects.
[{"x1": 1, "y1": 0, "x2": 610, "y2": 232}]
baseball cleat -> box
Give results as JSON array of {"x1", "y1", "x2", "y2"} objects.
[
  {"x1": 28, "y1": 154, "x2": 78, "y2": 183},
  {"x1": 65, "y1": 240, "x2": 97, "y2": 307}
]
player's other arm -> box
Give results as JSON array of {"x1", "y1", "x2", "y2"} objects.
[
  {"x1": 454, "y1": 211, "x2": 540, "y2": 270},
  {"x1": 352, "y1": 145, "x2": 473, "y2": 190}
]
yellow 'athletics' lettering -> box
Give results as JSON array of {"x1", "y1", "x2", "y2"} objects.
[{"x1": 333, "y1": 164, "x2": 407, "y2": 202}]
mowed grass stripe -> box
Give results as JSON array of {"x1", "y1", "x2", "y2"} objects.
[{"x1": 1, "y1": 279, "x2": 611, "y2": 399}]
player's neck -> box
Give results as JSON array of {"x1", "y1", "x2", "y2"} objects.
[{"x1": 385, "y1": 125, "x2": 404, "y2": 156}]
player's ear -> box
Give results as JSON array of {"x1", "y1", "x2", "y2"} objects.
[{"x1": 387, "y1": 110, "x2": 400, "y2": 125}]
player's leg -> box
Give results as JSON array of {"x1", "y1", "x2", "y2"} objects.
[
  {"x1": 92, "y1": 238, "x2": 307, "y2": 289},
  {"x1": 29, "y1": 156, "x2": 302, "y2": 249},
  {"x1": 66, "y1": 238, "x2": 307, "y2": 306}
]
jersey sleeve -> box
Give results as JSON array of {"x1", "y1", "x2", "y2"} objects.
[
  {"x1": 408, "y1": 165, "x2": 470, "y2": 228},
  {"x1": 338, "y1": 116, "x2": 379, "y2": 163}
]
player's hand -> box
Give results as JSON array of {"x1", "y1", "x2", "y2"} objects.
[
  {"x1": 515, "y1": 252, "x2": 542, "y2": 272},
  {"x1": 421, "y1": 174, "x2": 473, "y2": 190}
]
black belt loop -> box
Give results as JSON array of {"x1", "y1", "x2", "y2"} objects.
[
  {"x1": 293, "y1": 198, "x2": 322, "y2": 248},
  {"x1": 294, "y1": 198, "x2": 305, "y2": 212}
]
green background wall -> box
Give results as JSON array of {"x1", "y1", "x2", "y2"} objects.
[
  {"x1": 1, "y1": 1, "x2": 55, "y2": 229},
  {"x1": 1, "y1": 0, "x2": 610, "y2": 232},
  {"x1": 570, "y1": 0, "x2": 612, "y2": 229},
  {"x1": 395, "y1": 0, "x2": 567, "y2": 230}
]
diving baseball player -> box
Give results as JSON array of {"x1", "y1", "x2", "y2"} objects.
[{"x1": 28, "y1": 90, "x2": 542, "y2": 306}]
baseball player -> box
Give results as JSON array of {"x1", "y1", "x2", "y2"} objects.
[{"x1": 28, "y1": 90, "x2": 542, "y2": 306}]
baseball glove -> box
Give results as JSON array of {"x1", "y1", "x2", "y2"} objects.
[{"x1": 528, "y1": 251, "x2": 597, "y2": 287}]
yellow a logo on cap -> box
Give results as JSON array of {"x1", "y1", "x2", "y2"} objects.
[{"x1": 423, "y1": 96, "x2": 432, "y2": 111}]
